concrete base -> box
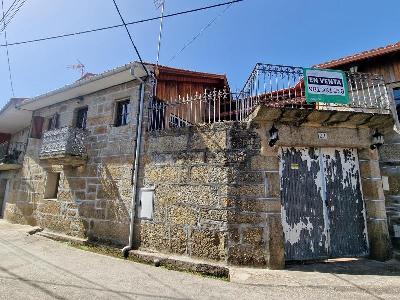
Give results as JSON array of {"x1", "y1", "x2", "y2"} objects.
[
  {"x1": 129, "y1": 250, "x2": 230, "y2": 278},
  {"x1": 38, "y1": 230, "x2": 88, "y2": 245},
  {"x1": 0, "y1": 163, "x2": 21, "y2": 171}
]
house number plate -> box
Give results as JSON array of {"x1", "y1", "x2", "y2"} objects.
[{"x1": 318, "y1": 132, "x2": 328, "y2": 140}]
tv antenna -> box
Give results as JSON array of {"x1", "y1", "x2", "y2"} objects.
[
  {"x1": 67, "y1": 60, "x2": 86, "y2": 77},
  {"x1": 154, "y1": 0, "x2": 165, "y2": 66}
]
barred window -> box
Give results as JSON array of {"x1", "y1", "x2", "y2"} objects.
[
  {"x1": 47, "y1": 114, "x2": 59, "y2": 131},
  {"x1": 115, "y1": 99, "x2": 131, "y2": 127},
  {"x1": 76, "y1": 107, "x2": 88, "y2": 130}
]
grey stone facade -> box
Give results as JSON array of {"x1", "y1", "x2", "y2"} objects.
[
  {"x1": 138, "y1": 106, "x2": 393, "y2": 268},
  {"x1": 4, "y1": 79, "x2": 153, "y2": 245}
]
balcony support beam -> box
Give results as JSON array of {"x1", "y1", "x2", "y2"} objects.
[{"x1": 251, "y1": 106, "x2": 395, "y2": 130}]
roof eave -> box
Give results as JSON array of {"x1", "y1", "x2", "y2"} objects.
[{"x1": 18, "y1": 62, "x2": 150, "y2": 111}]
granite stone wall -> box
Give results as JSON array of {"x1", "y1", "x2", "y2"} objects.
[
  {"x1": 5, "y1": 80, "x2": 152, "y2": 245},
  {"x1": 141, "y1": 124, "x2": 231, "y2": 261},
  {"x1": 140, "y1": 118, "x2": 392, "y2": 267},
  {"x1": 3, "y1": 94, "x2": 393, "y2": 267},
  {"x1": 140, "y1": 122, "x2": 284, "y2": 268}
]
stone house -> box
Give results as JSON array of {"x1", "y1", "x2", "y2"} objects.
[
  {"x1": 0, "y1": 60, "x2": 396, "y2": 269},
  {"x1": 0, "y1": 97, "x2": 31, "y2": 218},
  {"x1": 317, "y1": 41, "x2": 400, "y2": 252},
  {"x1": 0, "y1": 62, "x2": 227, "y2": 243},
  {"x1": 143, "y1": 63, "x2": 395, "y2": 268}
]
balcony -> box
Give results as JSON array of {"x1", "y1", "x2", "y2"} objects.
[
  {"x1": 148, "y1": 63, "x2": 396, "y2": 131},
  {"x1": 239, "y1": 63, "x2": 395, "y2": 126},
  {"x1": 39, "y1": 127, "x2": 87, "y2": 166},
  {"x1": 0, "y1": 141, "x2": 25, "y2": 170}
]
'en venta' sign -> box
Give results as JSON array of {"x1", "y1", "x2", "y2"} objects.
[{"x1": 304, "y1": 68, "x2": 349, "y2": 104}]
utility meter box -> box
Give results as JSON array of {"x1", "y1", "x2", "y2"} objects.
[{"x1": 138, "y1": 188, "x2": 154, "y2": 219}]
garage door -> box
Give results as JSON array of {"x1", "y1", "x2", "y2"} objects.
[{"x1": 280, "y1": 147, "x2": 369, "y2": 261}]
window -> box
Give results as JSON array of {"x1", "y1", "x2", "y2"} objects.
[
  {"x1": 76, "y1": 107, "x2": 88, "y2": 129},
  {"x1": 349, "y1": 66, "x2": 358, "y2": 73},
  {"x1": 394, "y1": 87, "x2": 400, "y2": 119},
  {"x1": 30, "y1": 116, "x2": 44, "y2": 139},
  {"x1": 115, "y1": 99, "x2": 131, "y2": 127},
  {"x1": 47, "y1": 114, "x2": 59, "y2": 131},
  {"x1": 44, "y1": 172, "x2": 60, "y2": 199}
]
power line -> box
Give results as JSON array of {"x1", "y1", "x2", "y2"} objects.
[
  {"x1": 0, "y1": 0, "x2": 244, "y2": 47},
  {"x1": 0, "y1": 0, "x2": 18, "y2": 24},
  {"x1": 1, "y1": 0, "x2": 15, "y2": 96},
  {"x1": 0, "y1": 0, "x2": 28, "y2": 33},
  {"x1": 169, "y1": 2, "x2": 233, "y2": 62},
  {"x1": 111, "y1": 0, "x2": 149, "y2": 76}
]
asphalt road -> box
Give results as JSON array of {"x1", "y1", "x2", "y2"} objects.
[{"x1": 1, "y1": 220, "x2": 400, "y2": 300}]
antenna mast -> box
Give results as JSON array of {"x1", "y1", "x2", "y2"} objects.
[
  {"x1": 68, "y1": 60, "x2": 86, "y2": 77},
  {"x1": 154, "y1": 0, "x2": 165, "y2": 67}
]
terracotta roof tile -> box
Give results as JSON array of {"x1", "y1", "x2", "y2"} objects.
[{"x1": 316, "y1": 41, "x2": 400, "y2": 68}]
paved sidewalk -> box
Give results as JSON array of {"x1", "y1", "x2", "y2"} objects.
[{"x1": 1, "y1": 220, "x2": 400, "y2": 299}]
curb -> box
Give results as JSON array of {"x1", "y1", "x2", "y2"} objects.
[
  {"x1": 37, "y1": 230, "x2": 88, "y2": 245},
  {"x1": 35, "y1": 229, "x2": 229, "y2": 279},
  {"x1": 129, "y1": 250, "x2": 230, "y2": 279}
]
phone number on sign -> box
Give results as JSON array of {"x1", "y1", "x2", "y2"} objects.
[{"x1": 308, "y1": 86, "x2": 345, "y2": 95}]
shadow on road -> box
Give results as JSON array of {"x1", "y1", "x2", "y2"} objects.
[
  {"x1": 0, "y1": 236, "x2": 190, "y2": 300},
  {"x1": 285, "y1": 258, "x2": 400, "y2": 276}
]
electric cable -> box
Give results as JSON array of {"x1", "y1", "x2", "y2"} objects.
[
  {"x1": 111, "y1": 0, "x2": 149, "y2": 76},
  {"x1": 0, "y1": 0, "x2": 244, "y2": 47},
  {"x1": 1, "y1": 0, "x2": 15, "y2": 96}
]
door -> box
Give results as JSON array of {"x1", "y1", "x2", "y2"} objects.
[
  {"x1": 0, "y1": 179, "x2": 8, "y2": 218},
  {"x1": 322, "y1": 148, "x2": 369, "y2": 257},
  {"x1": 280, "y1": 147, "x2": 368, "y2": 261},
  {"x1": 280, "y1": 148, "x2": 329, "y2": 260}
]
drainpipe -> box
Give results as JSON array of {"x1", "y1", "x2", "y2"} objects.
[{"x1": 122, "y1": 76, "x2": 148, "y2": 258}]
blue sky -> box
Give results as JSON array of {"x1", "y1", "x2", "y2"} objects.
[{"x1": 1, "y1": 0, "x2": 399, "y2": 108}]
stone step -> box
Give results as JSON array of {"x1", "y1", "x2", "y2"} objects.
[
  {"x1": 38, "y1": 230, "x2": 88, "y2": 245},
  {"x1": 129, "y1": 250, "x2": 229, "y2": 279}
]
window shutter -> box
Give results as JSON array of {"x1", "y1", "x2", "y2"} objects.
[{"x1": 31, "y1": 116, "x2": 44, "y2": 139}]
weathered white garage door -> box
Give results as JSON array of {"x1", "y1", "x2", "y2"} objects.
[{"x1": 280, "y1": 147, "x2": 369, "y2": 261}]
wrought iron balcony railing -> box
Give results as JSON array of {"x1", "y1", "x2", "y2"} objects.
[
  {"x1": 0, "y1": 141, "x2": 25, "y2": 164},
  {"x1": 148, "y1": 63, "x2": 395, "y2": 131},
  {"x1": 240, "y1": 63, "x2": 392, "y2": 112},
  {"x1": 39, "y1": 127, "x2": 87, "y2": 160}
]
